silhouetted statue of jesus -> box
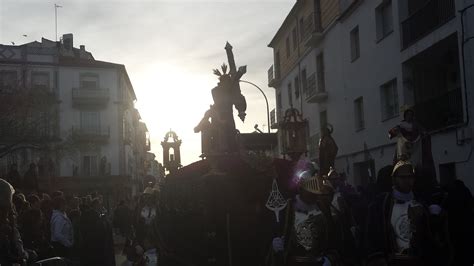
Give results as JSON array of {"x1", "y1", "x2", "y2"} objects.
[{"x1": 195, "y1": 42, "x2": 247, "y2": 155}]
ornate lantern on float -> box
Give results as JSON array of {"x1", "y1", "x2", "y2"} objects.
[{"x1": 278, "y1": 108, "x2": 308, "y2": 161}]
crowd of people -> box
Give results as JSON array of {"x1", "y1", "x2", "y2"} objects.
[
  {"x1": 0, "y1": 173, "x2": 162, "y2": 266},
  {"x1": 266, "y1": 109, "x2": 474, "y2": 266},
  {"x1": 0, "y1": 178, "x2": 119, "y2": 266}
]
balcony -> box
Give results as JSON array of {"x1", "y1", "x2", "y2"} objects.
[
  {"x1": 145, "y1": 137, "x2": 151, "y2": 151},
  {"x1": 72, "y1": 126, "x2": 110, "y2": 143},
  {"x1": 302, "y1": 12, "x2": 323, "y2": 47},
  {"x1": 268, "y1": 65, "x2": 281, "y2": 88},
  {"x1": 72, "y1": 87, "x2": 109, "y2": 107},
  {"x1": 401, "y1": 0, "x2": 455, "y2": 49},
  {"x1": 305, "y1": 74, "x2": 328, "y2": 103}
]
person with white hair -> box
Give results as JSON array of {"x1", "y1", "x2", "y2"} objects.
[{"x1": 0, "y1": 178, "x2": 30, "y2": 265}]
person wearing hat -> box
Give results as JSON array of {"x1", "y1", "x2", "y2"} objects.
[
  {"x1": 366, "y1": 161, "x2": 451, "y2": 266},
  {"x1": 268, "y1": 170, "x2": 355, "y2": 266},
  {"x1": 0, "y1": 178, "x2": 30, "y2": 265}
]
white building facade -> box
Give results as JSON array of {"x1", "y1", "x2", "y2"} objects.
[
  {"x1": 0, "y1": 34, "x2": 151, "y2": 197},
  {"x1": 269, "y1": 0, "x2": 474, "y2": 190}
]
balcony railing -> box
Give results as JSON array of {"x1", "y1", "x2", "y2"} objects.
[
  {"x1": 401, "y1": 0, "x2": 455, "y2": 49},
  {"x1": 302, "y1": 12, "x2": 323, "y2": 46},
  {"x1": 414, "y1": 88, "x2": 463, "y2": 131},
  {"x1": 268, "y1": 65, "x2": 275, "y2": 86},
  {"x1": 72, "y1": 87, "x2": 109, "y2": 107},
  {"x1": 145, "y1": 137, "x2": 151, "y2": 151},
  {"x1": 268, "y1": 65, "x2": 281, "y2": 87},
  {"x1": 72, "y1": 126, "x2": 110, "y2": 143},
  {"x1": 305, "y1": 73, "x2": 328, "y2": 103}
]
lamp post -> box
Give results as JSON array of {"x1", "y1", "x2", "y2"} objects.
[
  {"x1": 279, "y1": 108, "x2": 308, "y2": 161},
  {"x1": 239, "y1": 80, "x2": 271, "y2": 133}
]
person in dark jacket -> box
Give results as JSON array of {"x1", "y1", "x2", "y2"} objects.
[
  {"x1": 23, "y1": 163, "x2": 38, "y2": 194},
  {"x1": 6, "y1": 164, "x2": 21, "y2": 190},
  {"x1": 113, "y1": 200, "x2": 132, "y2": 237},
  {"x1": 19, "y1": 208, "x2": 53, "y2": 260},
  {"x1": 80, "y1": 198, "x2": 115, "y2": 266},
  {"x1": 444, "y1": 179, "x2": 474, "y2": 266}
]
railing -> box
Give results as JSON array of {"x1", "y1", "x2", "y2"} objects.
[
  {"x1": 145, "y1": 137, "x2": 151, "y2": 151},
  {"x1": 268, "y1": 65, "x2": 281, "y2": 87},
  {"x1": 401, "y1": 0, "x2": 455, "y2": 49},
  {"x1": 414, "y1": 88, "x2": 463, "y2": 131},
  {"x1": 72, "y1": 126, "x2": 110, "y2": 142},
  {"x1": 305, "y1": 73, "x2": 328, "y2": 103},
  {"x1": 301, "y1": 12, "x2": 322, "y2": 42},
  {"x1": 268, "y1": 65, "x2": 274, "y2": 86},
  {"x1": 305, "y1": 73, "x2": 317, "y2": 98},
  {"x1": 72, "y1": 87, "x2": 109, "y2": 106}
]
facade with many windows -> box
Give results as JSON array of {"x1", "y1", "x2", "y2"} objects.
[
  {"x1": 268, "y1": 0, "x2": 474, "y2": 189},
  {"x1": 0, "y1": 34, "x2": 153, "y2": 198}
]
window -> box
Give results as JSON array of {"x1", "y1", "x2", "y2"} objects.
[
  {"x1": 292, "y1": 27, "x2": 298, "y2": 51},
  {"x1": 294, "y1": 76, "x2": 300, "y2": 99},
  {"x1": 287, "y1": 83, "x2": 293, "y2": 106},
  {"x1": 0, "y1": 71, "x2": 18, "y2": 92},
  {"x1": 319, "y1": 110, "x2": 327, "y2": 131},
  {"x1": 301, "y1": 69, "x2": 308, "y2": 93},
  {"x1": 376, "y1": 0, "x2": 393, "y2": 41},
  {"x1": 354, "y1": 97, "x2": 365, "y2": 130},
  {"x1": 350, "y1": 26, "x2": 360, "y2": 61},
  {"x1": 31, "y1": 72, "x2": 50, "y2": 90},
  {"x1": 286, "y1": 37, "x2": 291, "y2": 58},
  {"x1": 82, "y1": 155, "x2": 98, "y2": 176},
  {"x1": 80, "y1": 74, "x2": 99, "y2": 89},
  {"x1": 316, "y1": 52, "x2": 326, "y2": 92},
  {"x1": 80, "y1": 111, "x2": 100, "y2": 134},
  {"x1": 380, "y1": 79, "x2": 399, "y2": 120}
]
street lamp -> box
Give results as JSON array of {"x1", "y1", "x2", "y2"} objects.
[
  {"x1": 279, "y1": 108, "x2": 308, "y2": 161},
  {"x1": 239, "y1": 80, "x2": 271, "y2": 133}
]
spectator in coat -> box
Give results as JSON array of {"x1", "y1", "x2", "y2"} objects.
[{"x1": 50, "y1": 196, "x2": 73, "y2": 257}]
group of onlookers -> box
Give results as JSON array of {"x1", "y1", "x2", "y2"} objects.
[{"x1": 0, "y1": 177, "x2": 115, "y2": 266}]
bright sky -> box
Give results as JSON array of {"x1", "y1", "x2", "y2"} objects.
[{"x1": 0, "y1": 0, "x2": 294, "y2": 166}]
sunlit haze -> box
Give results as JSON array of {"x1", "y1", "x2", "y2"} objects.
[{"x1": 0, "y1": 0, "x2": 294, "y2": 166}]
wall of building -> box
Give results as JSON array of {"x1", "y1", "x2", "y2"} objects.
[
  {"x1": 271, "y1": 0, "x2": 474, "y2": 189},
  {"x1": 57, "y1": 67, "x2": 121, "y2": 176}
]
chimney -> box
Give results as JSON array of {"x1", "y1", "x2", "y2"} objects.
[
  {"x1": 80, "y1": 45, "x2": 85, "y2": 51},
  {"x1": 62, "y1": 33, "x2": 73, "y2": 50}
]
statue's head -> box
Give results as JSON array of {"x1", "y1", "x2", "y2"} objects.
[{"x1": 213, "y1": 63, "x2": 232, "y2": 86}]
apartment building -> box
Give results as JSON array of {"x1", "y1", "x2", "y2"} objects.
[
  {"x1": 0, "y1": 34, "x2": 153, "y2": 198},
  {"x1": 268, "y1": 0, "x2": 474, "y2": 189}
]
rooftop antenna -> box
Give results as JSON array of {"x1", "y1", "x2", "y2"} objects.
[{"x1": 54, "y1": 4, "x2": 62, "y2": 42}]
